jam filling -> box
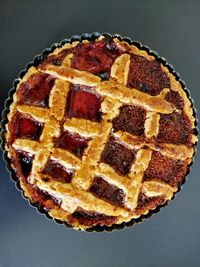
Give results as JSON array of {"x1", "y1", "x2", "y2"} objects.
[
  {"x1": 17, "y1": 73, "x2": 55, "y2": 108},
  {"x1": 89, "y1": 176, "x2": 125, "y2": 207},
  {"x1": 165, "y1": 90, "x2": 184, "y2": 109},
  {"x1": 65, "y1": 84, "x2": 102, "y2": 122},
  {"x1": 40, "y1": 48, "x2": 73, "y2": 67},
  {"x1": 15, "y1": 152, "x2": 61, "y2": 210},
  {"x1": 7, "y1": 36, "x2": 195, "y2": 228},
  {"x1": 143, "y1": 151, "x2": 188, "y2": 187},
  {"x1": 40, "y1": 38, "x2": 123, "y2": 80},
  {"x1": 101, "y1": 136, "x2": 135, "y2": 176},
  {"x1": 11, "y1": 148, "x2": 61, "y2": 211},
  {"x1": 127, "y1": 55, "x2": 170, "y2": 96},
  {"x1": 69, "y1": 208, "x2": 117, "y2": 227},
  {"x1": 113, "y1": 105, "x2": 146, "y2": 136},
  {"x1": 17, "y1": 150, "x2": 34, "y2": 178},
  {"x1": 41, "y1": 158, "x2": 73, "y2": 183},
  {"x1": 39, "y1": 190, "x2": 62, "y2": 207},
  {"x1": 30, "y1": 186, "x2": 61, "y2": 211},
  {"x1": 157, "y1": 111, "x2": 191, "y2": 144},
  {"x1": 54, "y1": 129, "x2": 90, "y2": 158},
  {"x1": 71, "y1": 38, "x2": 123, "y2": 79},
  {"x1": 135, "y1": 193, "x2": 165, "y2": 215},
  {"x1": 10, "y1": 112, "x2": 44, "y2": 141}
]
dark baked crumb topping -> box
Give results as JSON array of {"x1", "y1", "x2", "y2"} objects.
[
  {"x1": 165, "y1": 90, "x2": 184, "y2": 109},
  {"x1": 143, "y1": 151, "x2": 188, "y2": 187},
  {"x1": 157, "y1": 111, "x2": 192, "y2": 144},
  {"x1": 89, "y1": 176, "x2": 125, "y2": 207},
  {"x1": 127, "y1": 54, "x2": 170, "y2": 96},
  {"x1": 134, "y1": 193, "x2": 165, "y2": 215},
  {"x1": 69, "y1": 208, "x2": 117, "y2": 227},
  {"x1": 113, "y1": 105, "x2": 146, "y2": 136},
  {"x1": 101, "y1": 136, "x2": 136, "y2": 175}
]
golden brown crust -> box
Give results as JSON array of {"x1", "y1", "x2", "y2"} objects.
[{"x1": 4, "y1": 35, "x2": 197, "y2": 230}]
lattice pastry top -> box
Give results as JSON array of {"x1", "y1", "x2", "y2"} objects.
[{"x1": 4, "y1": 34, "x2": 197, "y2": 230}]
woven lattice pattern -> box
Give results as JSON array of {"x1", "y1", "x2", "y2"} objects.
[{"x1": 5, "y1": 36, "x2": 197, "y2": 230}]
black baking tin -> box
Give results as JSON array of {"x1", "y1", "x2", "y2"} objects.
[{"x1": 0, "y1": 32, "x2": 198, "y2": 232}]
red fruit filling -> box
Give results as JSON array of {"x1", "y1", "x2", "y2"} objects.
[
  {"x1": 17, "y1": 150, "x2": 34, "y2": 178},
  {"x1": 15, "y1": 150, "x2": 62, "y2": 209},
  {"x1": 66, "y1": 84, "x2": 102, "y2": 122},
  {"x1": 40, "y1": 48, "x2": 73, "y2": 67},
  {"x1": 71, "y1": 38, "x2": 123, "y2": 79},
  {"x1": 31, "y1": 188, "x2": 62, "y2": 210},
  {"x1": 10, "y1": 112, "x2": 43, "y2": 142},
  {"x1": 41, "y1": 158, "x2": 73, "y2": 183},
  {"x1": 54, "y1": 129, "x2": 90, "y2": 158},
  {"x1": 17, "y1": 73, "x2": 55, "y2": 107}
]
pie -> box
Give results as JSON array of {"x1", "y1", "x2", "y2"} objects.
[{"x1": 3, "y1": 33, "x2": 197, "y2": 231}]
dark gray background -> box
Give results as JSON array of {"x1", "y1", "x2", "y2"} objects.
[{"x1": 0, "y1": 1, "x2": 200, "y2": 266}]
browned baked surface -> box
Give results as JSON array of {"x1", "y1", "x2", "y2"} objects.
[{"x1": 4, "y1": 35, "x2": 197, "y2": 230}]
